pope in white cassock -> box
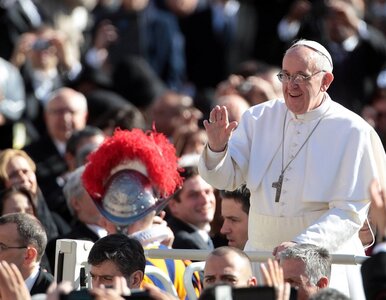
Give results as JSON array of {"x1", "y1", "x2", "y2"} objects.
[{"x1": 198, "y1": 39, "x2": 386, "y2": 300}]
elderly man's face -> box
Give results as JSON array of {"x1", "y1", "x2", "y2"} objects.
[
  {"x1": 282, "y1": 258, "x2": 320, "y2": 300},
  {"x1": 45, "y1": 90, "x2": 87, "y2": 142},
  {"x1": 281, "y1": 47, "x2": 328, "y2": 115}
]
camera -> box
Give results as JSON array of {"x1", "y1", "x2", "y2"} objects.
[
  {"x1": 60, "y1": 288, "x2": 153, "y2": 300},
  {"x1": 32, "y1": 39, "x2": 52, "y2": 51}
]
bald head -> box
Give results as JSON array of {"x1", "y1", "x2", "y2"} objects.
[
  {"x1": 44, "y1": 88, "x2": 88, "y2": 142},
  {"x1": 204, "y1": 246, "x2": 257, "y2": 288}
]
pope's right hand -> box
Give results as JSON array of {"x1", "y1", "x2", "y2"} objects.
[{"x1": 203, "y1": 105, "x2": 238, "y2": 152}]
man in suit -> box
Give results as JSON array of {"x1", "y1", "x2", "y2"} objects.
[
  {"x1": 0, "y1": 212, "x2": 53, "y2": 295},
  {"x1": 45, "y1": 166, "x2": 108, "y2": 271},
  {"x1": 167, "y1": 162, "x2": 216, "y2": 250},
  {"x1": 23, "y1": 87, "x2": 88, "y2": 221}
]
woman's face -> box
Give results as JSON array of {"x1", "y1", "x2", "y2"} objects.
[
  {"x1": 5, "y1": 156, "x2": 38, "y2": 194},
  {"x1": 2, "y1": 192, "x2": 34, "y2": 215}
]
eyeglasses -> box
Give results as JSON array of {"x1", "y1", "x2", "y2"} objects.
[
  {"x1": 277, "y1": 70, "x2": 326, "y2": 85},
  {"x1": 47, "y1": 108, "x2": 79, "y2": 115},
  {"x1": 0, "y1": 242, "x2": 27, "y2": 252}
]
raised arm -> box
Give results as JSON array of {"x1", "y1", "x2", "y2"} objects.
[{"x1": 203, "y1": 105, "x2": 238, "y2": 152}]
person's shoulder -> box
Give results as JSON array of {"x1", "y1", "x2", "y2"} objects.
[
  {"x1": 244, "y1": 99, "x2": 286, "y2": 119},
  {"x1": 329, "y1": 100, "x2": 373, "y2": 131},
  {"x1": 167, "y1": 216, "x2": 193, "y2": 232}
]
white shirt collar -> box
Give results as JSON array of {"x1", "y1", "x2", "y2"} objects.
[
  {"x1": 188, "y1": 222, "x2": 211, "y2": 243},
  {"x1": 86, "y1": 224, "x2": 108, "y2": 239},
  {"x1": 289, "y1": 94, "x2": 331, "y2": 121},
  {"x1": 25, "y1": 265, "x2": 40, "y2": 291},
  {"x1": 52, "y1": 139, "x2": 66, "y2": 156}
]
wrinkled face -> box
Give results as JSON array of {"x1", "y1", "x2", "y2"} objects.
[
  {"x1": 5, "y1": 156, "x2": 37, "y2": 195},
  {"x1": 281, "y1": 47, "x2": 327, "y2": 115},
  {"x1": 220, "y1": 199, "x2": 248, "y2": 250},
  {"x1": 204, "y1": 252, "x2": 253, "y2": 288},
  {"x1": 45, "y1": 92, "x2": 87, "y2": 142},
  {"x1": 90, "y1": 260, "x2": 123, "y2": 288},
  {"x1": 0, "y1": 223, "x2": 26, "y2": 272},
  {"x1": 170, "y1": 175, "x2": 215, "y2": 229},
  {"x1": 2, "y1": 192, "x2": 34, "y2": 215},
  {"x1": 282, "y1": 259, "x2": 319, "y2": 300}
]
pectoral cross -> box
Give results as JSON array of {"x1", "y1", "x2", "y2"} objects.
[{"x1": 272, "y1": 174, "x2": 284, "y2": 203}]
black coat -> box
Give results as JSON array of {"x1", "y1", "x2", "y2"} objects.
[
  {"x1": 30, "y1": 269, "x2": 54, "y2": 296},
  {"x1": 167, "y1": 216, "x2": 214, "y2": 250},
  {"x1": 361, "y1": 251, "x2": 386, "y2": 300},
  {"x1": 23, "y1": 134, "x2": 71, "y2": 221}
]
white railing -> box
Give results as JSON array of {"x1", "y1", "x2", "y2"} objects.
[
  {"x1": 144, "y1": 249, "x2": 368, "y2": 265},
  {"x1": 145, "y1": 249, "x2": 369, "y2": 300}
]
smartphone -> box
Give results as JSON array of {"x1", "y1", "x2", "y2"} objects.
[
  {"x1": 233, "y1": 286, "x2": 276, "y2": 300},
  {"x1": 60, "y1": 289, "x2": 153, "y2": 300}
]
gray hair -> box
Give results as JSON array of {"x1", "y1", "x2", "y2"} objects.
[
  {"x1": 63, "y1": 166, "x2": 86, "y2": 216},
  {"x1": 0, "y1": 213, "x2": 47, "y2": 262},
  {"x1": 280, "y1": 243, "x2": 331, "y2": 286},
  {"x1": 309, "y1": 288, "x2": 349, "y2": 300}
]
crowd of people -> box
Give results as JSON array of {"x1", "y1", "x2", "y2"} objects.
[{"x1": 1, "y1": 0, "x2": 386, "y2": 299}]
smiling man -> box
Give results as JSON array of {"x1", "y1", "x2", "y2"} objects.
[
  {"x1": 198, "y1": 39, "x2": 385, "y2": 299},
  {"x1": 168, "y1": 165, "x2": 216, "y2": 250}
]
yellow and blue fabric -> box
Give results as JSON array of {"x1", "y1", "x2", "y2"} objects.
[{"x1": 142, "y1": 244, "x2": 201, "y2": 300}]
